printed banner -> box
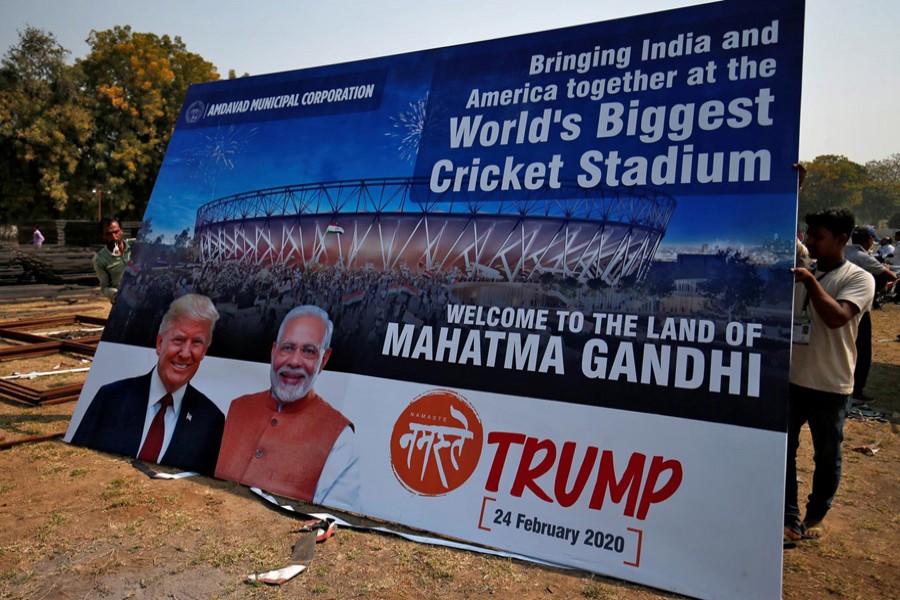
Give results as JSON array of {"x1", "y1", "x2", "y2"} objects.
[{"x1": 66, "y1": 1, "x2": 804, "y2": 597}]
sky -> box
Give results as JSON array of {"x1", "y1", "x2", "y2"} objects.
[{"x1": 0, "y1": 0, "x2": 897, "y2": 166}]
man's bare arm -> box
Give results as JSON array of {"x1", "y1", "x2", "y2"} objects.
[{"x1": 791, "y1": 267, "x2": 860, "y2": 328}]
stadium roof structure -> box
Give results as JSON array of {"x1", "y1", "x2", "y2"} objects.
[{"x1": 193, "y1": 177, "x2": 676, "y2": 285}]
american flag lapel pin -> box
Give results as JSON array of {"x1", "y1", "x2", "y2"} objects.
[{"x1": 186, "y1": 413, "x2": 193, "y2": 421}]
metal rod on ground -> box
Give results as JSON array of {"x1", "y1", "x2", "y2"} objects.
[
  {"x1": 2, "y1": 367, "x2": 92, "y2": 380},
  {"x1": 0, "y1": 432, "x2": 64, "y2": 450},
  {"x1": 40, "y1": 395, "x2": 82, "y2": 405}
]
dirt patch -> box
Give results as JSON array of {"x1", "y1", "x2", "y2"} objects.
[
  {"x1": 0, "y1": 351, "x2": 94, "y2": 392},
  {"x1": 0, "y1": 295, "x2": 897, "y2": 599}
]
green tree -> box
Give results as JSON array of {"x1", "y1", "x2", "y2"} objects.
[
  {"x1": 859, "y1": 183, "x2": 900, "y2": 225},
  {"x1": 637, "y1": 266, "x2": 676, "y2": 298},
  {"x1": 861, "y1": 154, "x2": 900, "y2": 225},
  {"x1": 173, "y1": 227, "x2": 191, "y2": 249},
  {"x1": 888, "y1": 212, "x2": 900, "y2": 229},
  {"x1": 698, "y1": 250, "x2": 764, "y2": 321},
  {"x1": 137, "y1": 216, "x2": 153, "y2": 242},
  {"x1": 0, "y1": 27, "x2": 93, "y2": 218},
  {"x1": 797, "y1": 155, "x2": 866, "y2": 217},
  {"x1": 78, "y1": 26, "x2": 218, "y2": 218},
  {"x1": 866, "y1": 153, "x2": 900, "y2": 184}
]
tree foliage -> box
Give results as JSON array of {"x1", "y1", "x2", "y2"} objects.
[
  {"x1": 889, "y1": 212, "x2": 900, "y2": 229},
  {"x1": 799, "y1": 154, "x2": 900, "y2": 225},
  {"x1": 866, "y1": 153, "x2": 900, "y2": 184},
  {"x1": 861, "y1": 153, "x2": 900, "y2": 225},
  {"x1": 78, "y1": 26, "x2": 218, "y2": 217},
  {"x1": 0, "y1": 25, "x2": 218, "y2": 221},
  {"x1": 0, "y1": 27, "x2": 92, "y2": 218},
  {"x1": 698, "y1": 250, "x2": 764, "y2": 321},
  {"x1": 797, "y1": 155, "x2": 867, "y2": 216}
]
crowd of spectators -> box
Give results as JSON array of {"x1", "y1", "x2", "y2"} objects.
[{"x1": 107, "y1": 259, "x2": 462, "y2": 363}]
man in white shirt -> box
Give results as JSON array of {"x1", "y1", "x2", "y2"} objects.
[
  {"x1": 786, "y1": 208, "x2": 874, "y2": 542},
  {"x1": 874, "y1": 236, "x2": 895, "y2": 263}
]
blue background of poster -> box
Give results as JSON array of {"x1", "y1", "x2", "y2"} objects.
[
  {"x1": 152, "y1": 0, "x2": 801, "y2": 236},
  {"x1": 100, "y1": 0, "x2": 804, "y2": 431},
  {"x1": 103, "y1": 0, "x2": 803, "y2": 433}
]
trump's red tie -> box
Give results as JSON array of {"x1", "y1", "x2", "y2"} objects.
[{"x1": 138, "y1": 393, "x2": 173, "y2": 462}]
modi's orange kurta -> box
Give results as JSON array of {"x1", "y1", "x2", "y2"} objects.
[{"x1": 215, "y1": 390, "x2": 351, "y2": 501}]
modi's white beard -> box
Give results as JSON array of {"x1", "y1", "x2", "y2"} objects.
[{"x1": 270, "y1": 361, "x2": 320, "y2": 404}]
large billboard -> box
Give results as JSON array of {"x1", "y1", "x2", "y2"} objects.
[{"x1": 66, "y1": 1, "x2": 804, "y2": 597}]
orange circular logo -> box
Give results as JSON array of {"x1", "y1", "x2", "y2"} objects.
[{"x1": 390, "y1": 389, "x2": 484, "y2": 496}]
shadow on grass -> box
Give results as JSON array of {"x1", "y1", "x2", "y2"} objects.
[
  {"x1": 0, "y1": 413, "x2": 71, "y2": 435},
  {"x1": 866, "y1": 362, "x2": 899, "y2": 422}
]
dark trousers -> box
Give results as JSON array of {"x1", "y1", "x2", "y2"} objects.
[
  {"x1": 784, "y1": 384, "x2": 848, "y2": 529},
  {"x1": 853, "y1": 310, "x2": 872, "y2": 397}
]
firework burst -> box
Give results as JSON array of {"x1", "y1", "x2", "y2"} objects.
[
  {"x1": 387, "y1": 93, "x2": 435, "y2": 163},
  {"x1": 182, "y1": 124, "x2": 259, "y2": 183}
]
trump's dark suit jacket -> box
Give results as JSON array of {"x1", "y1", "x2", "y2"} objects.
[{"x1": 70, "y1": 370, "x2": 224, "y2": 475}]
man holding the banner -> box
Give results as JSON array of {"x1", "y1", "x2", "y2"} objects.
[
  {"x1": 786, "y1": 208, "x2": 875, "y2": 541},
  {"x1": 215, "y1": 305, "x2": 359, "y2": 509},
  {"x1": 71, "y1": 294, "x2": 225, "y2": 475}
]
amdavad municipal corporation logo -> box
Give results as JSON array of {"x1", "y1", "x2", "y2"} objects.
[
  {"x1": 185, "y1": 100, "x2": 206, "y2": 124},
  {"x1": 390, "y1": 389, "x2": 483, "y2": 496}
]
